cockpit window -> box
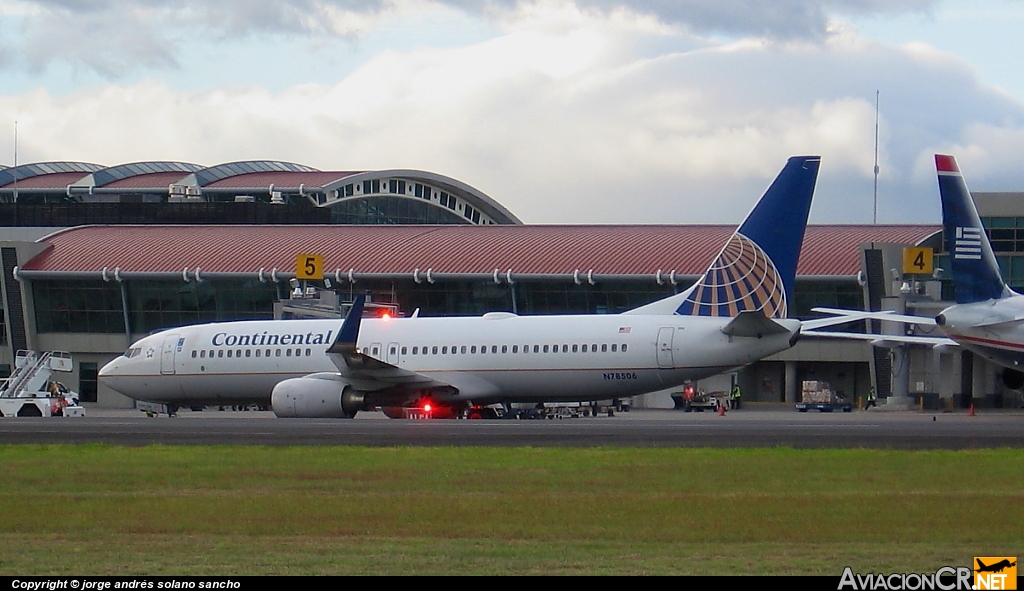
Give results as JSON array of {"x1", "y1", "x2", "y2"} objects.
[{"x1": 123, "y1": 347, "x2": 141, "y2": 358}]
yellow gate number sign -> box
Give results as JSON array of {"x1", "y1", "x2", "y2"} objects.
[
  {"x1": 295, "y1": 254, "x2": 324, "y2": 280},
  {"x1": 902, "y1": 247, "x2": 933, "y2": 276}
]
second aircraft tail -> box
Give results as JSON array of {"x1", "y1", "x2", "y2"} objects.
[{"x1": 936, "y1": 154, "x2": 1010, "y2": 304}]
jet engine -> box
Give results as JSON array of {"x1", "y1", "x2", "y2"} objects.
[
  {"x1": 271, "y1": 372, "x2": 365, "y2": 418},
  {"x1": 1002, "y1": 367, "x2": 1024, "y2": 391}
]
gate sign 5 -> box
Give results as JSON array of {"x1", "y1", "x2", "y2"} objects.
[
  {"x1": 902, "y1": 247, "x2": 933, "y2": 276},
  {"x1": 295, "y1": 254, "x2": 324, "y2": 280}
]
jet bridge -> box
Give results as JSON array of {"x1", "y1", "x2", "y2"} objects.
[{"x1": 0, "y1": 350, "x2": 85, "y2": 417}]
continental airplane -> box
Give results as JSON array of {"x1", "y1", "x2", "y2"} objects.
[
  {"x1": 101, "y1": 155, "x2": 841, "y2": 418},
  {"x1": 808, "y1": 154, "x2": 1024, "y2": 390}
]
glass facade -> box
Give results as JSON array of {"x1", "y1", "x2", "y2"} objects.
[
  {"x1": 351, "y1": 280, "x2": 682, "y2": 317},
  {"x1": 514, "y1": 282, "x2": 679, "y2": 315},
  {"x1": 127, "y1": 280, "x2": 276, "y2": 333},
  {"x1": 791, "y1": 280, "x2": 863, "y2": 319},
  {"x1": 79, "y1": 362, "x2": 98, "y2": 403},
  {"x1": 31, "y1": 277, "x2": 864, "y2": 336},
  {"x1": 33, "y1": 280, "x2": 125, "y2": 333},
  {"x1": 936, "y1": 216, "x2": 1024, "y2": 294},
  {"x1": 329, "y1": 197, "x2": 471, "y2": 225},
  {"x1": 33, "y1": 279, "x2": 278, "y2": 334},
  {"x1": 981, "y1": 216, "x2": 1024, "y2": 289}
]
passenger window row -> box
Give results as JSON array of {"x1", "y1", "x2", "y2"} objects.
[
  {"x1": 190, "y1": 348, "x2": 313, "y2": 359},
  {"x1": 383, "y1": 343, "x2": 629, "y2": 356}
]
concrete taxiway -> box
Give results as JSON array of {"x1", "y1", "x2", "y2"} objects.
[{"x1": 0, "y1": 405, "x2": 1021, "y2": 448}]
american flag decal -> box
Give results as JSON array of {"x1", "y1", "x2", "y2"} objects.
[
  {"x1": 676, "y1": 232, "x2": 787, "y2": 318},
  {"x1": 954, "y1": 226, "x2": 983, "y2": 260},
  {"x1": 619, "y1": 327, "x2": 631, "y2": 333}
]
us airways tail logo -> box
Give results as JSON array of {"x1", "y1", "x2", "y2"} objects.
[
  {"x1": 676, "y1": 233, "x2": 787, "y2": 318},
  {"x1": 954, "y1": 227, "x2": 983, "y2": 261}
]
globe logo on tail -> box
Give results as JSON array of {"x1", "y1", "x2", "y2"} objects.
[{"x1": 676, "y1": 233, "x2": 787, "y2": 318}]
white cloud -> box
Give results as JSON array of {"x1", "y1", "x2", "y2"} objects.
[
  {"x1": 1, "y1": 0, "x2": 945, "y2": 77},
  {"x1": 1, "y1": 1, "x2": 1022, "y2": 226}
]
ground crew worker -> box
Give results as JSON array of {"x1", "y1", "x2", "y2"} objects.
[
  {"x1": 730, "y1": 384, "x2": 742, "y2": 409},
  {"x1": 864, "y1": 387, "x2": 877, "y2": 410}
]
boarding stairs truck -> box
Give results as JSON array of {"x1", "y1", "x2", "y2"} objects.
[
  {"x1": 0, "y1": 350, "x2": 85, "y2": 417},
  {"x1": 795, "y1": 380, "x2": 852, "y2": 413}
]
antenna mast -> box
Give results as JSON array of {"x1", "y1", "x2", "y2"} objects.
[
  {"x1": 11, "y1": 119, "x2": 17, "y2": 202},
  {"x1": 872, "y1": 90, "x2": 879, "y2": 224}
]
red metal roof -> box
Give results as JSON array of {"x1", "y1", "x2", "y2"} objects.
[
  {"x1": 101, "y1": 171, "x2": 191, "y2": 190},
  {"x1": 204, "y1": 171, "x2": 361, "y2": 189},
  {"x1": 23, "y1": 225, "x2": 940, "y2": 277},
  {"x1": 1, "y1": 172, "x2": 89, "y2": 189}
]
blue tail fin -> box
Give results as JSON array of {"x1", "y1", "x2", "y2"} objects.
[
  {"x1": 673, "y1": 155, "x2": 820, "y2": 318},
  {"x1": 936, "y1": 154, "x2": 1008, "y2": 304}
]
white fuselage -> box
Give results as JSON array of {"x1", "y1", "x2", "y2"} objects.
[
  {"x1": 99, "y1": 312, "x2": 800, "y2": 406},
  {"x1": 938, "y1": 296, "x2": 1024, "y2": 370}
]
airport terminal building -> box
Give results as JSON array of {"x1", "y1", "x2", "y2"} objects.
[{"x1": 2, "y1": 159, "x2": 1012, "y2": 410}]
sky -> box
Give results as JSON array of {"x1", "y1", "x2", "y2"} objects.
[{"x1": 1, "y1": 0, "x2": 1022, "y2": 225}]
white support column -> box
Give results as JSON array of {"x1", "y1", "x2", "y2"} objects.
[{"x1": 785, "y1": 361, "x2": 797, "y2": 404}]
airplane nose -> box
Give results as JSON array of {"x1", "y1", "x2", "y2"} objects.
[
  {"x1": 98, "y1": 359, "x2": 117, "y2": 377},
  {"x1": 98, "y1": 358, "x2": 131, "y2": 396}
]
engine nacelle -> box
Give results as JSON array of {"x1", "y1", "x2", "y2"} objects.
[
  {"x1": 271, "y1": 373, "x2": 364, "y2": 418},
  {"x1": 1002, "y1": 367, "x2": 1024, "y2": 391}
]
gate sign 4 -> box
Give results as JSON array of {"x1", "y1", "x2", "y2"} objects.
[{"x1": 902, "y1": 247, "x2": 933, "y2": 276}]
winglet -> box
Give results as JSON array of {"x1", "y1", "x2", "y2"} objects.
[
  {"x1": 330, "y1": 294, "x2": 365, "y2": 353},
  {"x1": 936, "y1": 154, "x2": 1008, "y2": 303}
]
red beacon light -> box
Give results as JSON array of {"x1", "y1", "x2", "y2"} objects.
[{"x1": 363, "y1": 303, "x2": 399, "y2": 320}]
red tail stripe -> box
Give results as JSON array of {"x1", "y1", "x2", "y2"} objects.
[{"x1": 935, "y1": 154, "x2": 960, "y2": 173}]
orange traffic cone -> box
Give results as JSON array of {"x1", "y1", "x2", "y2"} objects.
[
  {"x1": 968, "y1": 404, "x2": 976, "y2": 417},
  {"x1": 717, "y1": 402, "x2": 726, "y2": 416}
]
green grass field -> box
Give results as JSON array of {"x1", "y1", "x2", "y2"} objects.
[{"x1": 0, "y1": 445, "x2": 1021, "y2": 575}]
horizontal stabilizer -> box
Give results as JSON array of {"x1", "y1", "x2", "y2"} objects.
[
  {"x1": 803, "y1": 330, "x2": 956, "y2": 347},
  {"x1": 808, "y1": 307, "x2": 937, "y2": 327},
  {"x1": 722, "y1": 311, "x2": 790, "y2": 338}
]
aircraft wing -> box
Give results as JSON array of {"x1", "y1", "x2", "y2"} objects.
[{"x1": 325, "y1": 295, "x2": 453, "y2": 392}]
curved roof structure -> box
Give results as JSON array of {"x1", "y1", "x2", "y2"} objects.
[
  {"x1": 19, "y1": 224, "x2": 941, "y2": 281},
  {"x1": 0, "y1": 162, "x2": 103, "y2": 188},
  {"x1": 1, "y1": 159, "x2": 520, "y2": 225},
  {"x1": 188, "y1": 161, "x2": 320, "y2": 187},
  {"x1": 87, "y1": 162, "x2": 204, "y2": 188}
]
